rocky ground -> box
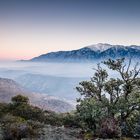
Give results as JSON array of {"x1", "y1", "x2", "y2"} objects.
[
  {"x1": 0, "y1": 124, "x2": 138, "y2": 140},
  {"x1": 0, "y1": 125, "x2": 82, "y2": 140},
  {"x1": 38, "y1": 125, "x2": 82, "y2": 140}
]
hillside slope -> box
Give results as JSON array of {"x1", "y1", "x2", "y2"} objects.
[{"x1": 0, "y1": 78, "x2": 74, "y2": 112}]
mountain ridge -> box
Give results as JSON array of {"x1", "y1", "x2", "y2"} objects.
[{"x1": 28, "y1": 43, "x2": 140, "y2": 62}]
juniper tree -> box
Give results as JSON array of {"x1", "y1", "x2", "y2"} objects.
[{"x1": 76, "y1": 58, "x2": 140, "y2": 137}]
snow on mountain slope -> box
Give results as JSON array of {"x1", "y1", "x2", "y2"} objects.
[
  {"x1": 87, "y1": 43, "x2": 140, "y2": 52},
  {"x1": 130, "y1": 45, "x2": 140, "y2": 50},
  {"x1": 87, "y1": 43, "x2": 113, "y2": 52}
]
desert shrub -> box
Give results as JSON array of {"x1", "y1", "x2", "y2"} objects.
[
  {"x1": 134, "y1": 120, "x2": 140, "y2": 138},
  {"x1": 77, "y1": 98, "x2": 106, "y2": 134},
  {"x1": 61, "y1": 112, "x2": 81, "y2": 128},
  {"x1": 6, "y1": 95, "x2": 45, "y2": 122},
  {"x1": 44, "y1": 111, "x2": 63, "y2": 126},
  {"x1": 3, "y1": 122, "x2": 38, "y2": 140},
  {"x1": 84, "y1": 132, "x2": 94, "y2": 140},
  {"x1": 0, "y1": 103, "x2": 8, "y2": 117},
  {"x1": 43, "y1": 111, "x2": 80, "y2": 127},
  {"x1": 0, "y1": 95, "x2": 45, "y2": 139},
  {"x1": 99, "y1": 118, "x2": 121, "y2": 138},
  {"x1": 120, "y1": 111, "x2": 140, "y2": 138},
  {"x1": 12, "y1": 105, "x2": 45, "y2": 122},
  {"x1": 11, "y1": 94, "x2": 29, "y2": 106},
  {"x1": 1, "y1": 114, "x2": 41, "y2": 140}
]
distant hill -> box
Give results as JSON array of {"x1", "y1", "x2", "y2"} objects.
[
  {"x1": 0, "y1": 78, "x2": 74, "y2": 113},
  {"x1": 29, "y1": 43, "x2": 140, "y2": 62},
  {"x1": 15, "y1": 73, "x2": 86, "y2": 101}
]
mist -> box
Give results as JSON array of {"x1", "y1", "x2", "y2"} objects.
[{"x1": 0, "y1": 60, "x2": 138, "y2": 103}]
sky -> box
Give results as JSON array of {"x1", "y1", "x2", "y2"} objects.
[{"x1": 0, "y1": 0, "x2": 140, "y2": 60}]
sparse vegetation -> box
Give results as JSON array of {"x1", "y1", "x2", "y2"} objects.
[
  {"x1": 0, "y1": 95, "x2": 81, "y2": 139},
  {"x1": 0, "y1": 58, "x2": 139, "y2": 139}
]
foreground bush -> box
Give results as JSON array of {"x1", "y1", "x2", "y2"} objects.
[
  {"x1": 99, "y1": 118, "x2": 121, "y2": 138},
  {"x1": 76, "y1": 58, "x2": 140, "y2": 138},
  {"x1": 0, "y1": 114, "x2": 42, "y2": 140}
]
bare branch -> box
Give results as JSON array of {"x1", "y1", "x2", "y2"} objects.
[{"x1": 126, "y1": 58, "x2": 132, "y2": 74}]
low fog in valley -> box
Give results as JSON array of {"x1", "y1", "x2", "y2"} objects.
[{"x1": 0, "y1": 60, "x2": 136, "y2": 104}]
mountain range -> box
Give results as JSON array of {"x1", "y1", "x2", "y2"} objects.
[
  {"x1": 29, "y1": 43, "x2": 140, "y2": 62},
  {"x1": 0, "y1": 77, "x2": 74, "y2": 113}
]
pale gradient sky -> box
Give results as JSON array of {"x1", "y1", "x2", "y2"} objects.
[{"x1": 0, "y1": 0, "x2": 140, "y2": 60}]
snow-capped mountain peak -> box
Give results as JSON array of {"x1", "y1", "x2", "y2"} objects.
[
  {"x1": 87, "y1": 43, "x2": 140, "y2": 52},
  {"x1": 87, "y1": 43, "x2": 113, "y2": 52},
  {"x1": 130, "y1": 45, "x2": 140, "y2": 50}
]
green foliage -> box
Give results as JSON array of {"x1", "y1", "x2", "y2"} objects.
[
  {"x1": 0, "y1": 95, "x2": 44, "y2": 139},
  {"x1": 43, "y1": 110, "x2": 63, "y2": 126},
  {"x1": 11, "y1": 94, "x2": 29, "y2": 106},
  {"x1": 99, "y1": 118, "x2": 121, "y2": 138},
  {"x1": 0, "y1": 103, "x2": 9, "y2": 117},
  {"x1": 11, "y1": 104, "x2": 45, "y2": 122},
  {"x1": 61, "y1": 112, "x2": 81, "y2": 128},
  {"x1": 84, "y1": 132, "x2": 93, "y2": 140},
  {"x1": 0, "y1": 94, "x2": 82, "y2": 139},
  {"x1": 76, "y1": 58, "x2": 140, "y2": 138},
  {"x1": 1, "y1": 114, "x2": 41, "y2": 140},
  {"x1": 0, "y1": 95, "x2": 47, "y2": 139},
  {"x1": 76, "y1": 98, "x2": 106, "y2": 132},
  {"x1": 3, "y1": 95, "x2": 45, "y2": 122}
]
